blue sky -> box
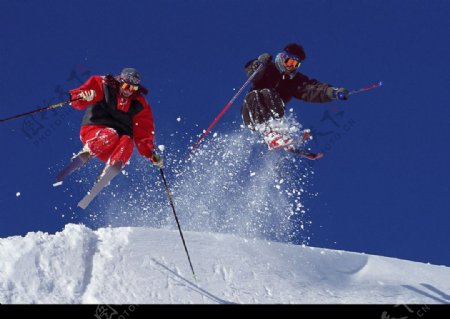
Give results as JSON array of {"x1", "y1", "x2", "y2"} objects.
[{"x1": 1, "y1": 1, "x2": 450, "y2": 266}]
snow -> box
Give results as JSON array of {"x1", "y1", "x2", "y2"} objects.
[
  {"x1": 1, "y1": 223, "x2": 450, "y2": 304},
  {"x1": 6, "y1": 120, "x2": 447, "y2": 305},
  {"x1": 15, "y1": 192, "x2": 21, "y2": 197}
]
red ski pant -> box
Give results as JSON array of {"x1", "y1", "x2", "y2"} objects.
[{"x1": 80, "y1": 125, "x2": 134, "y2": 167}]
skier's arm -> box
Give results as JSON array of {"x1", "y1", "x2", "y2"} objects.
[
  {"x1": 292, "y1": 73, "x2": 334, "y2": 103},
  {"x1": 132, "y1": 98, "x2": 156, "y2": 159},
  {"x1": 69, "y1": 76, "x2": 105, "y2": 110},
  {"x1": 293, "y1": 74, "x2": 350, "y2": 102}
]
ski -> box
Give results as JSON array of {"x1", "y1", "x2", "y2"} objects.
[
  {"x1": 54, "y1": 151, "x2": 91, "y2": 186},
  {"x1": 286, "y1": 147, "x2": 324, "y2": 160},
  {"x1": 77, "y1": 162, "x2": 122, "y2": 209},
  {"x1": 268, "y1": 145, "x2": 323, "y2": 161}
]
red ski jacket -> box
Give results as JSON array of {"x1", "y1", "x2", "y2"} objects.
[{"x1": 69, "y1": 75, "x2": 156, "y2": 159}]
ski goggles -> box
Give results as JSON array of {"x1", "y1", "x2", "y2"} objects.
[
  {"x1": 121, "y1": 82, "x2": 139, "y2": 91},
  {"x1": 284, "y1": 57, "x2": 301, "y2": 69}
]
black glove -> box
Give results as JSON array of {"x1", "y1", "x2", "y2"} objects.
[
  {"x1": 244, "y1": 53, "x2": 272, "y2": 77},
  {"x1": 257, "y1": 53, "x2": 272, "y2": 65},
  {"x1": 327, "y1": 87, "x2": 350, "y2": 100}
]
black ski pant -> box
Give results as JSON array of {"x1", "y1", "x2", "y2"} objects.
[{"x1": 241, "y1": 88, "x2": 285, "y2": 130}]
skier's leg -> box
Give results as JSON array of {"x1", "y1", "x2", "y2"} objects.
[
  {"x1": 242, "y1": 89, "x2": 293, "y2": 150},
  {"x1": 85, "y1": 135, "x2": 133, "y2": 196},
  {"x1": 108, "y1": 135, "x2": 134, "y2": 168},
  {"x1": 56, "y1": 125, "x2": 115, "y2": 183},
  {"x1": 241, "y1": 89, "x2": 286, "y2": 129},
  {"x1": 77, "y1": 131, "x2": 133, "y2": 209},
  {"x1": 80, "y1": 125, "x2": 120, "y2": 162}
]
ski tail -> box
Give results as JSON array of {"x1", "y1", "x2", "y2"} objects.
[
  {"x1": 77, "y1": 162, "x2": 122, "y2": 209},
  {"x1": 55, "y1": 151, "x2": 91, "y2": 184}
]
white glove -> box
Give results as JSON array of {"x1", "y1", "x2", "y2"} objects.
[
  {"x1": 78, "y1": 90, "x2": 96, "y2": 102},
  {"x1": 150, "y1": 152, "x2": 164, "y2": 169}
]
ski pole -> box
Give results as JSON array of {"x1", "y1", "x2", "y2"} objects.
[
  {"x1": 159, "y1": 168, "x2": 196, "y2": 279},
  {"x1": 189, "y1": 63, "x2": 265, "y2": 155},
  {"x1": 0, "y1": 98, "x2": 80, "y2": 123},
  {"x1": 349, "y1": 81, "x2": 383, "y2": 96}
]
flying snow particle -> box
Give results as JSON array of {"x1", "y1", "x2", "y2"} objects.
[
  {"x1": 176, "y1": 117, "x2": 181, "y2": 122},
  {"x1": 16, "y1": 192, "x2": 21, "y2": 197},
  {"x1": 158, "y1": 145, "x2": 165, "y2": 152}
]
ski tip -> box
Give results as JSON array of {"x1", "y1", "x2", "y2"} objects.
[
  {"x1": 303, "y1": 152, "x2": 324, "y2": 161},
  {"x1": 315, "y1": 152, "x2": 325, "y2": 160},
  {"x1": 53, "y1": 181, "x2": 63, "y2": 187}
]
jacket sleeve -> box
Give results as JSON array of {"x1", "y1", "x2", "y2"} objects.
[
  {"x1": 132, "y1": 96, "x2": 156, "y2": 159},
  {"x1": 292, "y1": 73, "x2": 334, "y2": 103},
  {"x1": 68, "y1": 75, "x2": 105, "y2": 110}
]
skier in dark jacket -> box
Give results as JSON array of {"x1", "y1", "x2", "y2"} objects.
[{"x1": 241, "y1": 43, "x2": 349, "y2": 159}]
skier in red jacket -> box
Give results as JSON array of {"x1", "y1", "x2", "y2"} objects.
[{"x1": 57, "y1": 68, "x2": 163, "y2": 208}]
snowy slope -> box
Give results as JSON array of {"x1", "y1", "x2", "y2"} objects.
[{"x1": 0, "y1": 223, "x2": 449, "y2": 304}]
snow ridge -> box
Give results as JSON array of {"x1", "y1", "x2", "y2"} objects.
[
  {"x1": 0, "y1": 224, "x2": 97, "y2": 303},
  {"x1": 1, "y1": 224, "x2": 450, "y2": 304}
]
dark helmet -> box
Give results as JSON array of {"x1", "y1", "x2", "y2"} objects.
[
  {"x1": 284, "y1": 43, "x2": 306, "y2": 61},
  {"x1": 117, "y1": 67, "x2": 141, "y2": 85}
]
